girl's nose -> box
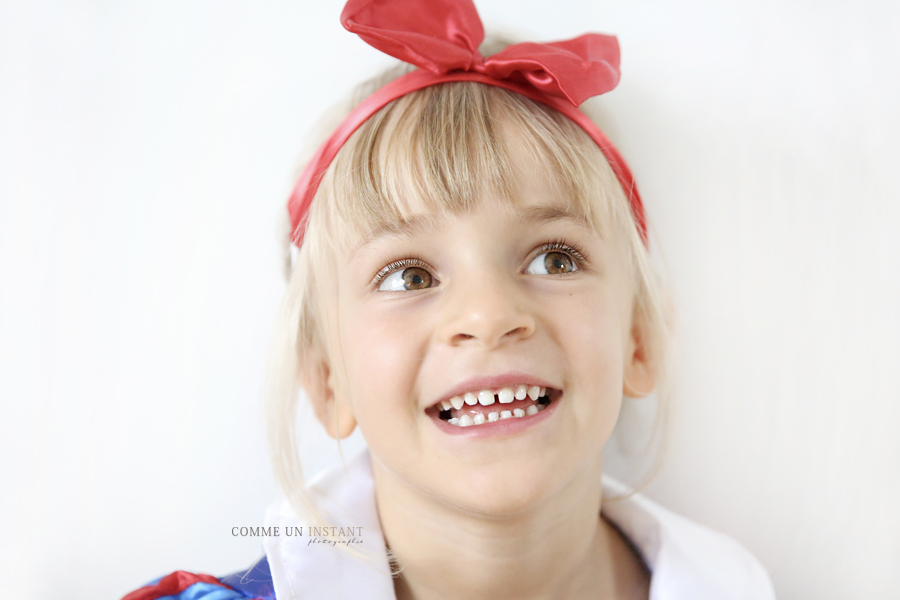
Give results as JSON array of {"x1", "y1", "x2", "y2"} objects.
[{"x1": 437, "y1": 277, "x2": 536, "y2": 349}]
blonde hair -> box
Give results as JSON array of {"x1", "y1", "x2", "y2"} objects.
[{"x1": 266, "y1": 52, "x2": 670, "y2": 531}]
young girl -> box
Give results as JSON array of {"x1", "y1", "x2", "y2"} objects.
[{"x1": 124, "y1": 0, "x2": 775, "y2": 598}]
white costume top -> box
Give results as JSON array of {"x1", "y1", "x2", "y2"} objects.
[{"x1": 263, "y1": 450, "x2": 775, "y2": 599}]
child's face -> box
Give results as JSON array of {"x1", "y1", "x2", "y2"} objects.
[{"x1": 316, "y1": 152, "x2": 648, "y2": 515}]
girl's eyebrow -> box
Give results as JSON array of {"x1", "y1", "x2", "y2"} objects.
[
  {"x1": 353, "y1": 213, "x2": 446, "y2": 254},
  {"x1": 516, "y1": 204, "x2": 594, "y2": 232}
]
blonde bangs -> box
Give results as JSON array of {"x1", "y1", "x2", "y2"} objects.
[{"x1": 313, "y1": 82, "x2": 632, "y2": 249}]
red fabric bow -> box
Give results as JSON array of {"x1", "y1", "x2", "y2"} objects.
[
  {"x1": 287, "y1": 0, "x2": 646, "y2": 247},
  {"x1": 341, "y1": 0, "x2": 621, "y2": 106}
]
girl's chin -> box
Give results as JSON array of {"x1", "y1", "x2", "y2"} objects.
[{"x1": 428, "y1": 462, "x2": 564, "y2": 516}]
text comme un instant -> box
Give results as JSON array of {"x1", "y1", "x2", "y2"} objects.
[{"x1": 232, "y1": 526, "x2": 363, "y2": 537}]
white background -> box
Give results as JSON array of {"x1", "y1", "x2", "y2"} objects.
[{"x1": 1, "y1": 0, "x2": 898, "y2": 598}]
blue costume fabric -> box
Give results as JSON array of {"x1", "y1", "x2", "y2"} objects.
[{"x1": 121, "y1": 556, "x2": 275, "y2": 600}]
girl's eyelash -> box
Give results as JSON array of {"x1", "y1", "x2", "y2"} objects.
[
  {"x1": 371, "y1": 257, "x2": 432, "y2": 287},
  {"x1": 535, "y1": 239, "x2": 589, "y2": 266}
]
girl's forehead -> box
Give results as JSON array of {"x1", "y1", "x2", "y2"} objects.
[{"x1": 352, "y1": 195, "x2": 597, "y2": 254}]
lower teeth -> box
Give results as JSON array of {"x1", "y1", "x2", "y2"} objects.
[{"x1": 443, "y1": 397, "x2": 550, "y2": 427}]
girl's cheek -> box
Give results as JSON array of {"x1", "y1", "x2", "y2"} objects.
[
  {"x1": 558, "y1": 284, "x2": 627, "y2": 381},
  {"x1": 344, "y1": 300, "x2": 431, "y2": 407}
]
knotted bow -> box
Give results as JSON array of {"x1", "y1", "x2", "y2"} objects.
[
  {"x1": 342, "y1": 0, "x2": 621, "y2": 106},
  {"x1": 288, "y1": 0, "x2": 646, "y2": 247}
]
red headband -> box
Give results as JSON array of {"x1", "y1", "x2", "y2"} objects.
[{"x1": 288, "y1": 0, "x2": 647, "y2": 247}]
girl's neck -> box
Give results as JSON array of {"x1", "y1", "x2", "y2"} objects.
[{"x1": 371, "y1": 453, "x2": 650, "y2": 600}]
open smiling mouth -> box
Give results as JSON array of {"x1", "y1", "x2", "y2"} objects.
[{"x1": 428, "y1": 384, "x2": 560, "y2": 428}]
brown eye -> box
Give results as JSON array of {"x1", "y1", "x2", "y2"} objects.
[
  {"x1": 377, "y1": 264, "x2": 436, "y2": 291},
  {"x1": 525, "y1": 244, "x2": 584, "y2": 276},
  {"x1": 402, "y1": 267, "x2": 432, "y2": 290},
  {"x1": 543, "y1": 251, "x2": 576, "y2": 274}
]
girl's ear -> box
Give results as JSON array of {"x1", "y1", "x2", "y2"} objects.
[
  {"x1": 299, "y1": 352, "x2": 357, "y2": 439},
  {"x1": 623, "y1": 303, "x2": 659, "y2": 398}
]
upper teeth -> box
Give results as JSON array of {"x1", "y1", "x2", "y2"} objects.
[{"x1": 443, "y1": 385, "x2": 548, "y2": 410}]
